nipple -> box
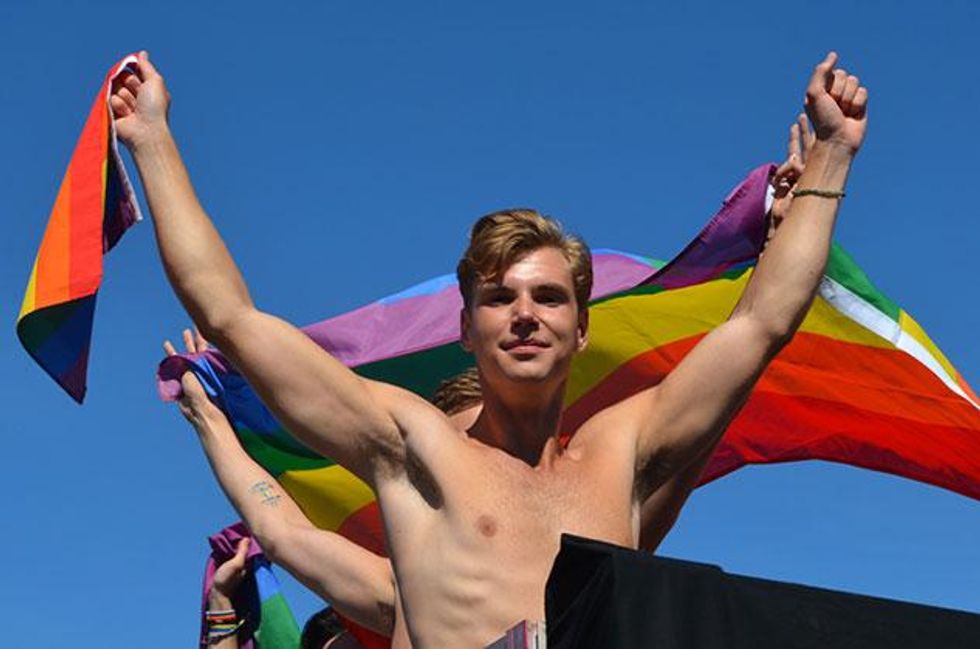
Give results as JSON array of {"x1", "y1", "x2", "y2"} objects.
[{"x1": 476, "y1": 514, "x2": 498, "y2": 538}]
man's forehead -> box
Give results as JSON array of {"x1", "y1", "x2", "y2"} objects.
[{"x1": 477, "y1": 247, "x2": 574, "y2": 288}]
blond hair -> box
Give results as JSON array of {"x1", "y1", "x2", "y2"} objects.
[{"x1": 456, "y1": 209, "x2": 592, "y2": 311}]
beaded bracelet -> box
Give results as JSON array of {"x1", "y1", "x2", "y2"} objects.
[
  {"x1": 206, "y1": 609, "x2": 244, "y2": 643},
  {"x1": 791, "y1": 188, "x2": 846, "y2": 199},
  {"x1": 207, "y1": 619, "x2": 244, "y2": 643}
]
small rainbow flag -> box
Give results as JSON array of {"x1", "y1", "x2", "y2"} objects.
[
  {"x1": 201, "y1": 523, "x2": 301, "y2": 649},
  {"x1": 18, "y1": 55, "x2": 142, "y2": 403},
  {"x1": 159, "y1": 165, "x2": 980, "y2": 647}
]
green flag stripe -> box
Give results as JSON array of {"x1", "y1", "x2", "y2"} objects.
[
  {"x1": 825, "y1": 244, "x2": 901, "y2": 321},
  {"x1": 239, "y1": 428, "x2": 334, "y2": 476},
  {"x1": 356, "y1": 343, "x2": 475, "y2": 399}
]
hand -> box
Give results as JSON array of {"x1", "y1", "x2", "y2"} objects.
[
  {"x1": 769, "y1": 113, "x2": 815, "y2": 230},
  {"x1": 209, "y1": 538, "x2": 251, "y2": 607},
  {"x1": 110, "y1": 51, "x2": 171, "y2": 149},
  {"x1": 804, "y1": 52, "x2": 868, "y2": 153},
  {"x1": 163, "y1": 328, "x2": 222, "y2": 426}
]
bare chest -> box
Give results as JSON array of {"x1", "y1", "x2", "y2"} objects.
[
  {"x1": 446, "y1": 444, "x2": 637, "y2": 551},
  {"x1": 380, "y1": 435, "x2": 638, "y2": 648}
]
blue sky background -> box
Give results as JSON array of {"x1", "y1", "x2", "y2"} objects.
[{"x1": 2, "y1": 2, "x2": 978, "y2": 646}]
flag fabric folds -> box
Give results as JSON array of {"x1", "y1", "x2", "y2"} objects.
[
  {"x1": 18, "y1": 55, "x2": 142, "y2": 403},
  {"x1": 201, "y1": 523, "x2": 302, "y2": 649},
  {"x1": 158, "y1": 161, "x2": 980, "y2": 549},
  {"x1": 158, "y1": 164, "x2": 979, "y2": 646}
]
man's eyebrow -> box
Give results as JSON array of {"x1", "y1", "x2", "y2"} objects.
[
  {"x1": 534, "y1": 282, "x2": 572, "y2": 294},
  {"x1": 476, "y1": 282, "x2": 513, "y2": 292}
]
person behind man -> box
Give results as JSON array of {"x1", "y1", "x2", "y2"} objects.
[
  {"x1": 115, "y1": 51, "x2": 867, "y2": 647},
  {"x1": 204, "y1": 534, "x2": 363, "y2": 648},
  {"x1": 166, "y1": 329, "x2": 391, "y2": 646},
  {"x1": 174, "y1": 331, "x2": 513, "y2": 647}
]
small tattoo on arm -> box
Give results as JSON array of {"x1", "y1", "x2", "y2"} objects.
[{"x1": 249, "y1": 481, "x2": 282, "y2": 506}]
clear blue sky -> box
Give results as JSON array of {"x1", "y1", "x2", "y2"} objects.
[{"x1": 2, "y1": 2, "x2": 978, "y2": 646}]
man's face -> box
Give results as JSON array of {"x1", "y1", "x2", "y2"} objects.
[{"x1": 461, "y1": 246, "x2": 588, "y2": 391}]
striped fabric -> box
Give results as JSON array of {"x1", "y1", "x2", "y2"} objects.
[
  {"x1": 159, "y1": 164, "x2": 979, "y2": 647},
  {"x1": 201, "y1": 523, "x2": 301, "y2": 649},
  {"x1": 18, "y1": 55, "x2": 142, "y2": 402}
]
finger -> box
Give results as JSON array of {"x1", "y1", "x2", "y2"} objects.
[
  {"x1": 183, "y1": 328, "x2": 196, "y2": 354},
  {"x1": 136, "y1": 50, "x2": 161, "y2": 82},
  {"x1": 229, "y1": 538, "x2": 251, "y2": 568},
  {"x1": 840, "y1": 74, "x2": 860, "y2": 113},
  {"x1": 123, "y1": 72, "x2": 142, "y2": 97},
  {"x1": 796, "y1": 114, "x2": 809, "y2": 162},
  {"x1": 114, "y1": 86, "x2": 137, "y2": 112},
  {"x1": 788, "y1": 122, "x2": 802, "y2": 161},
  {"x1": 807, "y1": 51, "x2": 838, "y2": 97},
  {"x1": 109, "y1": 95, "x2": 132, "y2": 118},
  {"x1": 851, "y1": 86, "x2": 869, "y2": 119},
  {"x1": 829, "y1": 69, "x2": 847, "y2": 99},
  {"x1": 840, "y1": 74, "x2": 861, "y2": 115},
  {"x1": 181, "y1": 371, "x2": 206, "y2": 399},
  {"x1": 112, "y1": 71, "x2": 137, "y2": 97},
  {"x1": 772, "y1": 162, "x2": 793, "y2": 197},
  {"x1": 798, "y1": 113, "x2": 815, "y2": 154},
  {"x1": 194, "y1": 327, "x2": 209, "y2": 352},
  {"x1": 163, "y1": 340, "x2": 178, "y2": 357},
  {"x1": 797, "y1": 111, "x2": 809, "y2": 135}
]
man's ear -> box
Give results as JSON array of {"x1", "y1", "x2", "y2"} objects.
[
  {"x1": 460, "y1": 308, "x2": 473, "y2": 352},
  {"x1": 576, "y1": 308, "x2": 589, "y2": 352}
]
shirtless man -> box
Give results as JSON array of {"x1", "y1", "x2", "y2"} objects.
[{"x1": 114, "y1": 51, "x2": 867, "y2": 647}]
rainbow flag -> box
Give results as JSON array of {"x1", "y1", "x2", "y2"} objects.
[
  {"x1": 201, "y1": 523, "x2": 301, "y2": 649},
  {"x1": 159, "y1": 164, "x2": 979, "y2": 644},
  {"x1": 18, "y1": 55, "x2": 143, "y2": 403}
]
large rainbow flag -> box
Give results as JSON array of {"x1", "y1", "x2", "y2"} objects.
[
  {"x1": 159, "y1": 164, "x2": 980, "y2": 644},
  {"x1": 18, "y1": 55, "x2": 143, "y2": 403}
]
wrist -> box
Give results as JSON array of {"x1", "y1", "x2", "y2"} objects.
[
  {"x1": 128, "y1": 123, "x2": 175, "y2": 158},
  {"x1": 811, "y1": 137, "x2": 859, "y2": 160},
  {"x1": 207, "y1": 590, "x2": 234, "y2": 610}
]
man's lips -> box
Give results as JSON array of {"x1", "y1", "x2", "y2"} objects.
[{"x1": 501, "y1": 339, "x2": 549, "y2": 352}]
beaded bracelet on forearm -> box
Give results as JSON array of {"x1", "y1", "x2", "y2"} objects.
[
  {"x1": 206, "y1": 609, "x2": 244, "y2": 643},
  {"x1": 791, "y1": 188, "x2": 846, "y2": 199}
]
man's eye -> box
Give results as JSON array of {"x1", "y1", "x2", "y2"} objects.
[
  {"x1": 537, "y1": 292, "x2": 566, "y2": 305},
  {"x1": 485, "y1": 293, "x2": 510, "y2": 305}
]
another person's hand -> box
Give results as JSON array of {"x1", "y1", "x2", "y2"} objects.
[
  {"x1": 163, "y1": 328, "x2": 223, "y2": 428},
  {"x1": 804, "y1": 52, "x2": 868, "y2": 153},
  {"x1": 209, "y1": 538, "x2": 252, "y2": 609},
  {"x1": 110, "y1": 51, "x2": 171, "y2": 149},
  {"x1": 769, "y1": 113, "x2": 815, "y2": 234}
]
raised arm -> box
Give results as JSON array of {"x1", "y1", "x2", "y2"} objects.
[
  {"x1": 166, "y1": 334, "x2": 396, "y2": 636},
  {"x1": 628, "y1": 52, "x2": 867, "y2": 497},
  {"x1": 113, "y1": 53, "x2": 406, "y2": 482}
]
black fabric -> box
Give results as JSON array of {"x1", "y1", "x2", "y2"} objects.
[{"x1": 546, "y1": 534, "x2": 980, "y2": 649}]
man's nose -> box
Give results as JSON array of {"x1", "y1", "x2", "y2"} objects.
[{"x1": 511, "y1": 295, "x2": 539, "y2": 335}]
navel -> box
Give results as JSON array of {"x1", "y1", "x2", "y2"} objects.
[{"x1": 476, "y1": 514, "x2": 498, "y2": 538}]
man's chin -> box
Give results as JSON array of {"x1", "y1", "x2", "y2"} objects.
[{"x1": 498, "y1": 360, "x2": 562, "y2": 385}]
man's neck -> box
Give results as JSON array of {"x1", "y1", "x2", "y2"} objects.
[{"x1": 470, "y1": 381, "x2": 566, "y2": 465}]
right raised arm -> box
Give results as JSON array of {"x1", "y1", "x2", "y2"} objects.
[
  {"x1": 168, "y1": 337, "x2": 396, "y2": 636},
  {"x1": 115, "y1": 54, "x2": 405, "y2": 481}
]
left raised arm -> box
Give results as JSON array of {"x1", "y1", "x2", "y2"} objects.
[{"x1": 631, "y1": 52, "x2": 868, "y2": 498}]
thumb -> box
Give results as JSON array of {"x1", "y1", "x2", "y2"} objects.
[
  {"x1": 807, "y1": 51, "x2": 838, "y2": 98},
  {"x1": 137, "y1": 50, "x2": 161, "y2": 81},
  {"x1": 180, "y1": 371, "x2": 207, "y2": 399},
  {"x1": 229, "y1": 537, "x2": 251, "y2": 570}
]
